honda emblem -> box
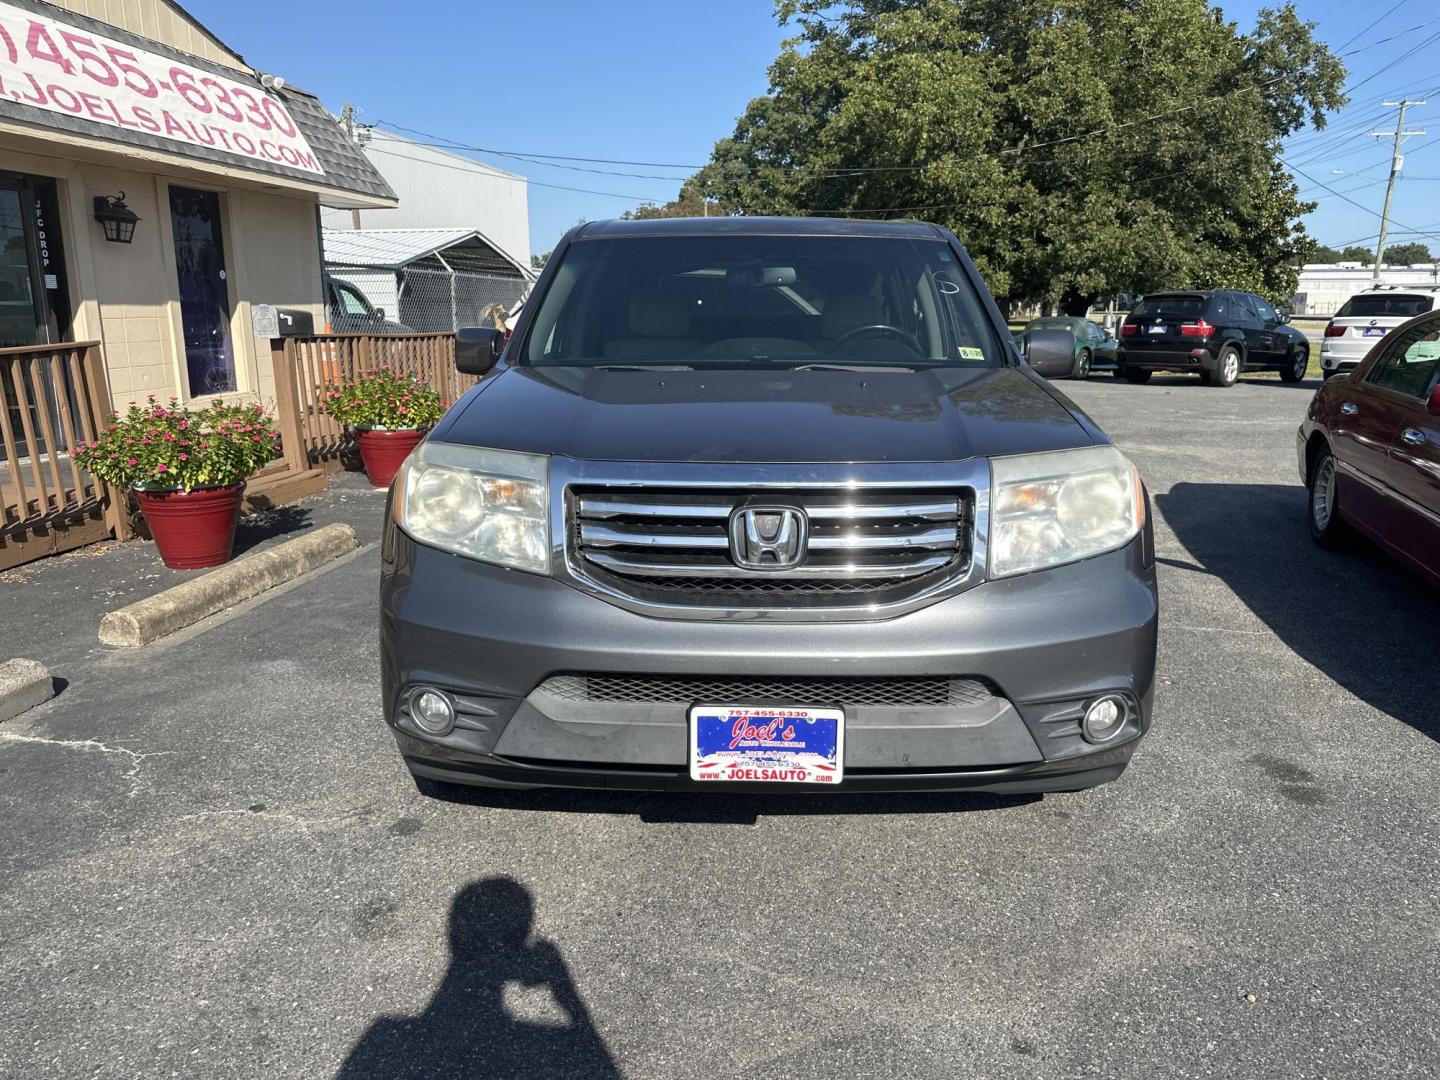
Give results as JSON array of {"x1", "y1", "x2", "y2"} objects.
[{"x1": 728, "y1": 506, "x2": 808, "y2": 570}]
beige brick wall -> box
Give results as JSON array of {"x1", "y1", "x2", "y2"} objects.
[
  {"x1": 83, "y1": 169, "x2": 180, "y2": 406},
  {"x1": 228, "y1": 189, "x2": 325, "y2": 408}
]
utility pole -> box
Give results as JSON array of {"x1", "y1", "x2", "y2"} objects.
[
  {"x1": 1370, "y1": 100, "x2": 1426, "y2": 280},
  {"x1": 341, "y1": 103, "x2": 362, "y2": 231}
]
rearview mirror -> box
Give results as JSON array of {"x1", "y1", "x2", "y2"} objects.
[
  {"x1": 456, "y1": 326, "x2": 504, "y2": 376},
  {"x1": 1022, "y1": 328, "x2": 1077, "y2": 379}
]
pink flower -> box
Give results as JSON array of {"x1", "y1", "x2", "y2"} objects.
[
  {"x1": 252, "y1": 434, "x2": 262, "y2": 441},
  {"x1": 178, "y1": 420, "x2": 189, "y2": 431},
  {"x1": 126, "y1": 457, "x2": 138, "y2": 466},
  {"x1": 270, "y1": 432, "x2": 281, "y2": 440},
  {"x1": 140, "y1": 438, "x2": 150, "y2": 445},
  {"x1": 178, "y1": 453, "x2": 188, "y2": 461},
  {"x1": 156, "y1": 463, "x2": 168, "y2": 473}
]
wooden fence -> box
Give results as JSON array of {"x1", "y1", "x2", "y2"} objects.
[
  {"x1": 2, "y1": 332, "x2": 468, "y2": 571},
  {"x1": 0, "y1": 342, "x2": 131, "y2": 572},
  {"x1": 269, "y1": 333, "x2": 473, "y2": 474}
]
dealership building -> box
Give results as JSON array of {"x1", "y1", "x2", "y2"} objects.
[{"x1": 1, "y1": 0, "x2": 395, "y2": 407}]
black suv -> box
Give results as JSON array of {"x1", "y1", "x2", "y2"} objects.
[{"x1": 1117, "y1": 290, "x2": 1310, "y2": 387}]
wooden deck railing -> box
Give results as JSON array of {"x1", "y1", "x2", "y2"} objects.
[
  {"x1": 269, "y1": 333, "x2": 472, "y2": 473},
  {"x1": 0, "y1": 342, "x2": 131, "y2": 571}
]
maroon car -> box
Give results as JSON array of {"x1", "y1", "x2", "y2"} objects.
[{"x1": 1299, "y1": 309, "x2": 1440, "y2": 587}]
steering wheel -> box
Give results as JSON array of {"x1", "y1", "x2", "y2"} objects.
[{"x1": 831, "y1": 323, "x2": 923, "y2": 354}]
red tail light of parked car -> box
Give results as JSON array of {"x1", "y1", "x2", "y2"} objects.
[
  {"x1": 1324, "y1": 323, "x2": 1346, "y2": 337},
  {"x1": 1121, "y1": 324, "x2": 1138, "y2": 336},
  {"x1": 1180, "y1": 320, "x2": 1215, "y2": 337}
]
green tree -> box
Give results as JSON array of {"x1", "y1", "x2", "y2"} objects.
[
  {"x1": 698, "y1": 0, "x2": 1346, "y2": 312},
  {"x1": 622, "y1": 178, "x2": 731, "y2": 220},
  {"x1": 1381, "y1": 242, "x2": 1432, "y2": 265},
  {"x1": 1340, "y1": 245, "x2": 1375, "y2": 263},
  {"x1": 1307, "y1": 244, "x2": 1344, "y2": 264},
  {"x1": 531, "y1": 250, "x2": 551, "y2": 270}
]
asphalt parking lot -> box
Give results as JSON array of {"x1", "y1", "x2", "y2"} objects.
[{"x1": 2, "y1": 370, "x2": 1437, "y2": 1080}]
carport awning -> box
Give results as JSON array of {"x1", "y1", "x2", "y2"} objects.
[{"x1": 322, "y1": 228, "x2": 531, "y2": 279}]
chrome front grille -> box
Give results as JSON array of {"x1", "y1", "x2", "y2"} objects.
[
  {"x1": 539, "y1": 674, "x2": 998, "y2": 708},
  {"x1": 569, "y1": 486, "x2": 972, "y2": 608}
]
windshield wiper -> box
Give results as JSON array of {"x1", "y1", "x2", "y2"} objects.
[
  {"x1": 592, "y1": 364, "x2": 695, "y2": 372},
  {"x1": 791, "y1": 362, "x2": 916, "y2": 373}
]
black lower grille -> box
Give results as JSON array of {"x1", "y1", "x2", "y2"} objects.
[{"x1": 537, "y1": 674, "x2": 997, "y2": 709}]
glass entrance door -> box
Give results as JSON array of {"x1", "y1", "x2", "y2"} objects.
[
  {"x1": 0, "y1": 181, "x2": 44, "y2": 348},
  {"x1": 169, "y1": 186, "x2": 236, "y2": 394}
]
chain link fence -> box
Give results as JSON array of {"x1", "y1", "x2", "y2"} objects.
[{"x1": 325, "y1": 264, "x2": 529, "y2": 334}]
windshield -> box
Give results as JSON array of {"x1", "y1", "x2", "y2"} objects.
[
  {"x1": 521, "y1": 235, "x2": 1004, "y2": 368},
  {"x1": 1335, "y1": 294, "x2": 1434, "y2": 319}
]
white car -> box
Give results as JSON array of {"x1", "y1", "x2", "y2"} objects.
[{"x1": 1320, "y1": 284, "x2": 1440, "y2": 379}]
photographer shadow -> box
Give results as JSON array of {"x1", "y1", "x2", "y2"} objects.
[{"x1": 336, "y1": 877, "x2": 621, "y2": 1080}]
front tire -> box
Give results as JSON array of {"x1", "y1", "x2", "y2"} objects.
[
  {"x1": 1122, "y1": 367, "x2": 1152, "y2": 384},
  {"x1": 1206, "y1": 346, "x2": 1241, "y2": 387},
  {"x1": 1308, "y1": 446, "x2": 1350, "y2": 548},
  {"x1": 1280, "y1": 347, "x2": 1308, "y2": 384},
  {"x1": 1073, "y1": 349, "x2": 1092, "y2": 380}
]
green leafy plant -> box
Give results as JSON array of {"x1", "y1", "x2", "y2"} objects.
[
  {"x1": 321, "y1": 367, "x2": 444, "y2": 430},
  {"x1": 73, "y1": 396, "x2": 280, "y2": 492}
]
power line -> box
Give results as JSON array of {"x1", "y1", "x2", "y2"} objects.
[
  {"x1": 1332, "y1": 0, "x2": 1410, "y2": 53},
  {"x1": 1281, "y1": 157, "x2": 1440, "y2": 247},
  {"x1": 371, "y1": 73, "x2": 1294, "y2": 185}
]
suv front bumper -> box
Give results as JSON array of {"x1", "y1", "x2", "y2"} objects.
[{"x1": 380, "y1": 526, "x2": 1158, "y2": 794}]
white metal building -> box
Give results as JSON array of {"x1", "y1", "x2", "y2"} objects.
[
  {"x1": 1293, "y1": 263, "x2": 1440, "y2": 316},
  {"x1": 320, "y1": 128, "x2": 531, "y2": 270}
]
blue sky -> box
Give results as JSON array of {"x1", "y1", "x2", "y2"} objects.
[{"x1": 185, "y1": 0, "x2": 1440, "y2": 259}]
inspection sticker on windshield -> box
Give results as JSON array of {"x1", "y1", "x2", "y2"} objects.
[
  {"x1": 689, "y1": 706, "x2": 844, "y2": 784},
  {"x1": 957, "y1": 346, "x2": 985, "y2": 360}
]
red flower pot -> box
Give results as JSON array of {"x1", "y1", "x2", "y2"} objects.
[
  {"x1": 356, "y1": 428, "x2": 427, "y2": 488},
  {"x1": 134, "y1": 484, "x2": 245, "y2": 570}
]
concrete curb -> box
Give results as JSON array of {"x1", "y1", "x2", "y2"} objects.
[
  {"x1": 99, "y1": 523, "x2": 360, "y2": 648},
  {"x1": 0, "y1": 659, "x2": 55, "y2": 722}
]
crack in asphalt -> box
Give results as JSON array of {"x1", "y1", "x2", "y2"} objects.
[{"x1": 0, "y1": 731, "x2": 171, "y2": 798}]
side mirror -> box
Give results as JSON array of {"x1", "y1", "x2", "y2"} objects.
[
  {"x1": 456, "y1": 326, "x2": 504, "y2": 376},
  {"x1": 1022, "y1": 328, "x2": 1077, "y2": 379},
  {"x1": 1276, "y1": 312, "x2": 1290, "y2": 325},
  {"x1": 375, "y1": 307, "x2": 386, "y2": 321},
  {"x1": 1428, "y1": 382, "x2": 1440, "y2": 417}
]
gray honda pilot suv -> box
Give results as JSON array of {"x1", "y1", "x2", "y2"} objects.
[{"x1": 380, "y1": 217, "x2": 1158, "y2": 796}]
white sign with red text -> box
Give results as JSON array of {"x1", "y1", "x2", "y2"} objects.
[{"x1": 0, "y1": 1, "x2": 324, "y2": 175}]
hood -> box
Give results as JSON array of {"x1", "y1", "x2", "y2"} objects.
[{"x1": 440, "y1": 365, "x2": 1095, "y2": 463}]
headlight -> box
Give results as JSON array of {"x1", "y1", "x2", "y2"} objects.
[
  {"x1": 989, "y1": 445, "x2": 1144, "y2": 578},
  {"x1": 396, "y1": 442, "x2": 550, "y2": 574}
]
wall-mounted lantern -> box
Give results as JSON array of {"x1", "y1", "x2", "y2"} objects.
[{"x1": 93, "y1": 192, "x2": 140, "y2": 244}]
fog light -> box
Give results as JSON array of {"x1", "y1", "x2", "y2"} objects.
[
  {"x1": 1082, "y1": 695, "x2": 1128, "y2": 743},
  {"x1": 411, "y1": 689, "x2": 455, "y2": 736}
]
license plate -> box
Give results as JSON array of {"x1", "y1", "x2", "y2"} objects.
[
  {"x1": 1363, "y1": 327, "x2": 1387, "y2": 337},
  {"x1": 1148, "y1": 325, "x2": 1167, "y2": 335},
  {"x1": 689, "y1": 705, "x2": 844, "y2": 784}
]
